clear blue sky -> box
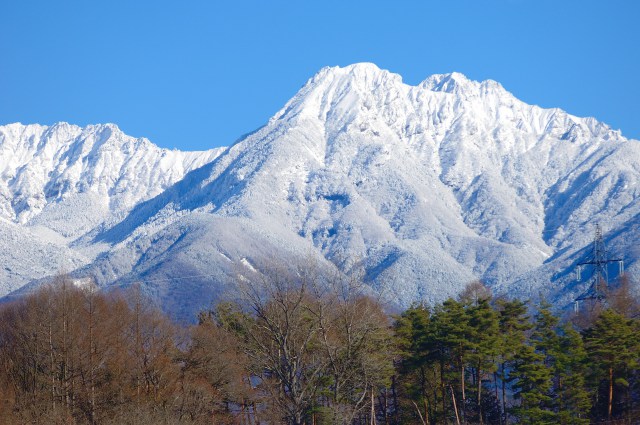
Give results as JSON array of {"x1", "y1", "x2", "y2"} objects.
[{"x1": 1, "y1": 0, "x2": 638, "y2": 150}]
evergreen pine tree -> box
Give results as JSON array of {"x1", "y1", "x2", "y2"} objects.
[
  {"x1": 431, "y1": 299, "x2": 471, "y2": 423},
  {"x1": 529, "y1": 303, "x2": 591, "y2": 424},
  {"x1": 584, "y1": 309, "x2": 639, "y2": 421},
  {"x1": 394, "y1": 305, "x2": 438, "y2": 424},
  {"x1": 495, "y1": 298, "x2": 531, "y2": 424},
  {"x1": 510, "y1": 304, "x2": 558, "y2": 424},
  {"x1": 467, "y1": 298, "x2": 500, "y2": 424},
  {"x1": 554, "y1": 323, "x2": 591, "y2": 425},
  {"x1": 510, "y1": 343, "x2": 556, "y2": 424},
  {"x1": 530, "y1": 302, "x2": 559, "y2": 368}
]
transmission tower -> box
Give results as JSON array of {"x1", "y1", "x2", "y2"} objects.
[{"x1": 574, "y1": 223, "x2": 624, "y2": 311}]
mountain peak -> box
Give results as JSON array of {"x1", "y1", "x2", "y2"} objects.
[
  {"x1": 421, "y1": 72, "x2": 506, "y2": 96},
  {"x1": 310, "y1": 63, "x2": 403, "y2": 88},
  {"x1": 342, "y1": 62, "x2": 383, "y2": 73},
  {"x1": 422, "y1": 72, "x2": 472, "y2": 93}
]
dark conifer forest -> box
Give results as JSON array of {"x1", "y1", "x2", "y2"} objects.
[{"x1": 0, "y1": 272, "x2": 639, "y2": 424}]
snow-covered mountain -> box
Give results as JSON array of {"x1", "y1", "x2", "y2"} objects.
[
  {"x1": 2, "y1": 63, "x2": 639, "y2": 318},
  {"x1": 0, "y1": 122, "x2": 225, "y2": 294}
]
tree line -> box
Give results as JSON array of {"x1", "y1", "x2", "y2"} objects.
[{"x1": 0, "y1": 272, "x2": 638, "y2": 424}]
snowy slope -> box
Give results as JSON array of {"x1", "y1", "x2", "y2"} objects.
[
  {"x1": 3, "y1": 64, "x2": 640, "y2": 317},
  {"x1": 0, "y1": 122, "x2": 225, "y2": 286},
  {"x1": 0, "y1": 217, "x2": 88, "y2": 294},
  {"x1": 0, "y1": 123, "x2": 224, "y2": 231}
]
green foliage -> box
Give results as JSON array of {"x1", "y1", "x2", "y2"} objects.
[
  {"x1": 584, "y1": 308, "x2": 640, "y2": 420},
  {"x1": 392, "y1": 295, "x2": 640, "y2": 424},
  {"x1": 510, "y1": 342, "x2": 555, "y2": 424},
  {"x1": 554, "y1": 323, "x2": 591, "y2": 425},
  {"x1": 394, "y1": 305, "x2": 440, "y2": 424},
  {"x1": 495, "y1": 298, "x2": 531, "y2": 422}
]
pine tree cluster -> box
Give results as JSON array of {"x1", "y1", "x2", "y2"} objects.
[{"x1": 394, "y1": 280, "x2": 640, "y2": 424}]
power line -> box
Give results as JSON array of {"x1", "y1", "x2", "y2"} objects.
[{"x1": 574, "y1": 223, "x2": 624, "y2": 311}]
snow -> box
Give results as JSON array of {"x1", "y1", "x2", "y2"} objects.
[
  {"x1": 1, "y1": 63, "x2": 639, "y2": 319},
  {"x1": 0, "y1": 122, "x2": 225, "y2": 294}
]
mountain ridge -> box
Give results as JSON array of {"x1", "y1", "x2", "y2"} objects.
[
  {"x1": 1, "y1": 63, "x2": 638, "y2": 318},
  {"x1": 0, "y1": 121, "x2": 226, "y2": 294}
]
